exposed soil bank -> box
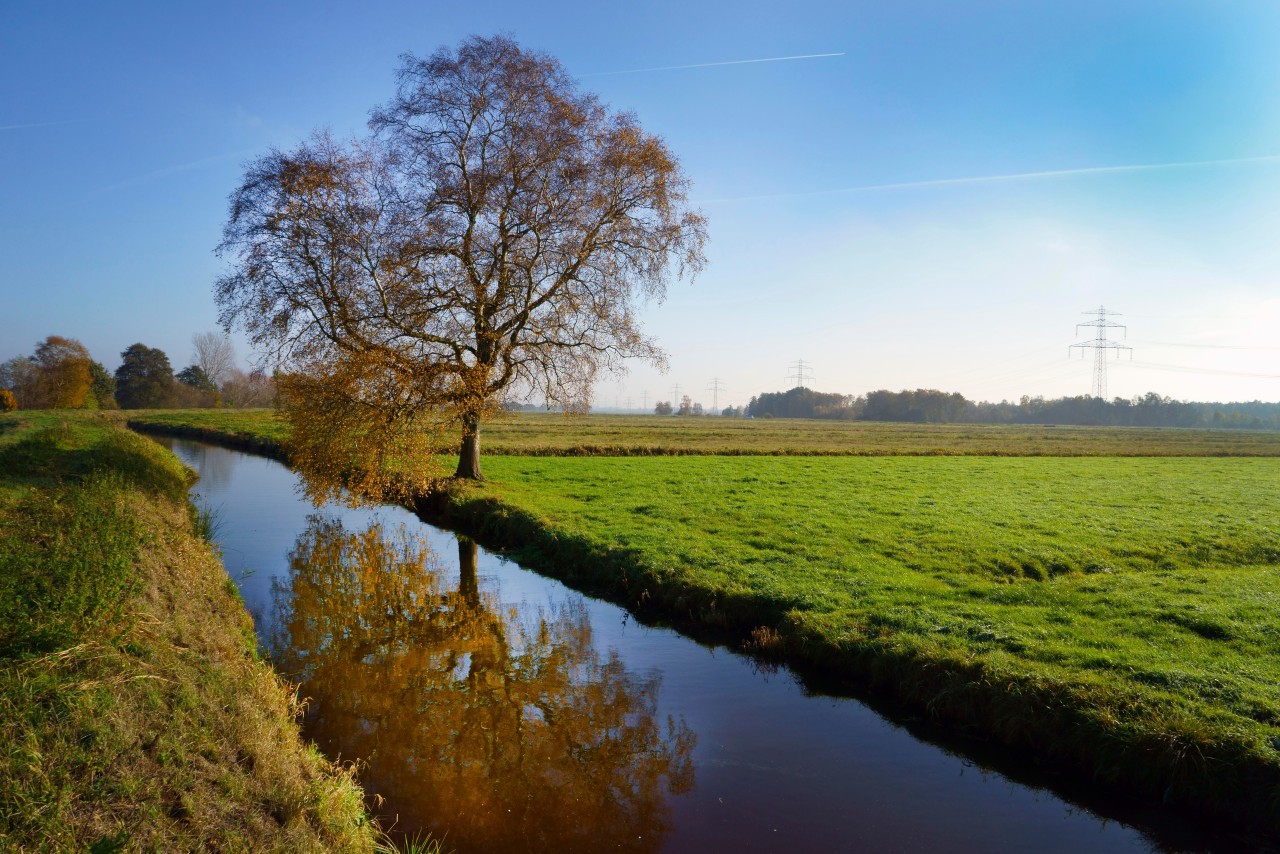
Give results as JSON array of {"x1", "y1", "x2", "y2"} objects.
[
  {"x1": 128, "y1": 420, "x2": 1280, "y2": 844},
  {"x1": 0, "y1": 414, "x2": 377, "y2": 851}
]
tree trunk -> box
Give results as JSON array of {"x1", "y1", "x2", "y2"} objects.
[
  {"x1": 455, "y1": 413, "x2": 485, "y2": 480},
  {"x1": 457, "y1": 536, "x2": 479, "y2": 607}
]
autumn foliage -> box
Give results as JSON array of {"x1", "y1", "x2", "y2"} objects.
[
  {"x1": 216, "y1": 35, "x2": 706, "y2": 484},
  {"x1": 0, "y1": 336, "x2": 98, "y2": 410},
  {"x1": 269, "y1": 518, "x2": 695, "y2": 847},
  {"x1": 275, "y1": 358, "x2": 449, "y2": 506}
]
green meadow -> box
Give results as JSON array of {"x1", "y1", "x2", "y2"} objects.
[
  {"x1": 476, "y1": 453, "x2": 1280, "y2": 718},
  {"x1": 126, "y1": 409, "x2": 1280, "y2": 831},
  {"x1": 455, "y1": 453, "x2": 1280, "y2": 829},
  {"x1": 125, "y1": 408, "x2": 1280, "y2": 456}
]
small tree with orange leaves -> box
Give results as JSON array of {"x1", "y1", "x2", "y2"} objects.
[
  {"x1": 216, "y1": 35, "x2": 706, "y2": 491},
  {"x1": 5, "y1": 336, "x2": 94, "y2": 409}
]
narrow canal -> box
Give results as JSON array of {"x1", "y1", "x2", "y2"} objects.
[{"x1": 161, "y1": 437, "x2": 1226, "y2": 852}]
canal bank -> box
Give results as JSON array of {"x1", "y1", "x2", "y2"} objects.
[{"x1": 0, "y1": 414, "x2": 378, "y2": 851}]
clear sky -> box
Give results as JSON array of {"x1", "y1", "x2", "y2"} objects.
[{"x1": 4, "y1": 1, "x2": 1280, "y2": 408}]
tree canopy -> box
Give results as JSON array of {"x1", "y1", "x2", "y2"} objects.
[
  {"x1": 176, "y1": 365, "x2": 216, "y2": 392},
  {"x1": 746, "y1": 387, "x2": 858, "y2": 420},
  {"x1": 87, "y1": 361, "x2": 118, "y2": 409},
  {"x1": 114, "y1": 344, "x2": 175, "y2": 409},
  {"x1": 0, "y1": 336, "x2": 95, "y2": 409},
  {"x1": 216, "y1": 35, "x2": 706, "y2": 489},
  {"x1": 31, "y1": 336, "x2": 93, "y2": 409}
]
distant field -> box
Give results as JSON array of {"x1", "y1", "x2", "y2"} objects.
[{"x1": 126, "y1": 408, "x2": 1280, "y2": 456}]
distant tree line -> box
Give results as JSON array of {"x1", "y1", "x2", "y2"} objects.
[
  {"x1": 743, "y1": 386, "x2": 1280, "y2": 430},
  {"x1": 746, "y1": 387, "x2": 860, "y2": 420},
  {"x1": 966, "y1": 392, "x2": 1280, "y2": 430},
  {"x1": 0, "y1": 333, "x2": 275, "y2": 411}
]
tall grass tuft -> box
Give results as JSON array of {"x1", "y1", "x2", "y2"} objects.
[
  {"x1": 375, "y1": 830, "x2": 449, "y2": 853},
  {"x1": 188, "y1": 497, "x2": 221, "y2": 545}
]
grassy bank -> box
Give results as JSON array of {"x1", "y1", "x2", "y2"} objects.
[
  {"x1": 126, "y1": 408, "x2": 1280, "y2": 456},
  {"x1": 454, "y1": 458, "x2": 1280, "y2": 840},
  {"x1": 130, "y1": 410, "x2": 1280, "y2": 838},
  {"x1": 0, "y1": 412, "x2": 378, "y2": 851}
]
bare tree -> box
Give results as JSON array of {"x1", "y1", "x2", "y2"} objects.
[
  {"x1": 216, "y1": 35, "x2": 706, "y2": 488},
  {"x1": 220, "y1": 367, "x2": 275, "y2": 408},
  {"x1": 191, "y1": 331, "x2": 236, "y2": 387}
]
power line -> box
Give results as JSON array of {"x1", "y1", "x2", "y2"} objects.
[
  {"x1": 1126, "y1": 360, "x2": 1280, "y2": 379},
  {"x1": 1129, "y1": 339, "x2": 1280, "y2": 352},
  {"x1": 1069, "y1": 306, "x2": 1131, "y2": 399}
]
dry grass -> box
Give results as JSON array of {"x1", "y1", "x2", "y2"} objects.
[
  {"x1": 0, "y1": 413, "x2": 378, "y2": 851},
  {"x1": 125, "y1": 408, "x2": 1280, "y2": 457}
]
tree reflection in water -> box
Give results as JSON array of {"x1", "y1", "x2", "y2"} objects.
[{"x1": 269, "y1": 517, "x2": 695, "y2": 852}]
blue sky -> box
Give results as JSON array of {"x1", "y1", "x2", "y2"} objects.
[{"x1": 4, "y1": 1, "x2": 1280, "y2": 406}]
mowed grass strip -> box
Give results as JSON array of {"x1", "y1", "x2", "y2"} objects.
[
  {"x1": 0, "y1": 413, "x2": 378, "y2": 852},
  {"x1": 452, "y1": 455, "x2": 1280, "y2": 827},
  {"x1": 125, "y1": 409, "x2": 1280, "y2": 457}
]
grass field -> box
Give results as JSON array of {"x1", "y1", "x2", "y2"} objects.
[
  {"x1": 476, "y1": 453, "x2": 1280, "y2": 714},
  {"x1": 455, "y1": 454, "x2": 1280, "y2": 834},
  {"x1": 124, "y1": 409, "x2": 1280, "y2": 834},
  {"x1": 125, "y1": 408, "x2": 1280, "y2": 456},
  {"x1": 0, "y1": 412, "x2": 379, "y2": 851}
]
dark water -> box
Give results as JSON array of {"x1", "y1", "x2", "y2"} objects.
[{"x1": 163, "y1": 438, "x2": 1230, "y2": 853}]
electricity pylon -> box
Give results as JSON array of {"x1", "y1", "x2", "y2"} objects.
[
  {"x1": 786, "y1": 359, "x2": 814, "y2": 389},
  {"x1": 707, "y1": 377, "x2": 725, "y2": 413},
  {"x1": 1069, "y1": 306, "x2": 1132, "y2": 400}
]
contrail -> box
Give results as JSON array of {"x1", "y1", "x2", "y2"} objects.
[
  {"x1": 587, "y1": 52, "x2": 844, "y2": 76},
  {"x1": 89, "y1": 150, "x2": 250, "y2": 195},
  {"x1": 0, "y1": 118, "x2": 91, "y2": 131},
  {"x1": 705, "y1": 153, "x2": 1280, "y2": 203}
]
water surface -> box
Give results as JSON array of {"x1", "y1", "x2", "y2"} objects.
[{"x1": 165, "y1": 438, "x2": 1221, "y2": 852}]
